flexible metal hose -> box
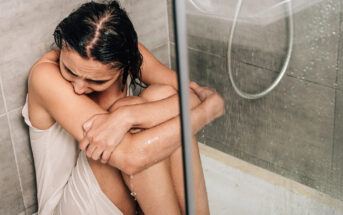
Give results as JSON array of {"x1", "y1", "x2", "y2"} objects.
[{"x1": 227, "y1": 0, "x2": 294, "y2": 99}]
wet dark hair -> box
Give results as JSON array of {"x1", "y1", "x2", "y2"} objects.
[{"x1": 53, "y1": 0, "x2": 143, "y2": 91}]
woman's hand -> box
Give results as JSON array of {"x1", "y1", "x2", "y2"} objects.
[
  {"x1": 189, "y1": 81, "x2": 225, "y2": 121},
  {"x1": 79, "y1": 107, "x2": 131, "y2": 163}
]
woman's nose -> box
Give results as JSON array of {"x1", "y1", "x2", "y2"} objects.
[{"x1": 73, "y1": 79, "x2": 87, "y2": 95}]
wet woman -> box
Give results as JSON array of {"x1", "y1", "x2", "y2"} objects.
[{"x1": 22, "y1": 1, "x2": 224, "y2": 215}]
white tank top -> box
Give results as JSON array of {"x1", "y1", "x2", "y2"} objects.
[{"x1": 22, "y1": 59, "x2": 133, "y2": 215}]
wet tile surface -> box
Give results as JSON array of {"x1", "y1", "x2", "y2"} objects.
[
  {"x1": 0, "y1": 115, "x2": 25, "y2": 214},
  {"x1": 183, "y1": 47, "x2": 338, "y2": 199},
  {"x1": 331, "y1": 89, "x2": 343, "y2": 199},
  {"x1": 184, "y1": 0, "x2": 340, "y2": 88},
  {"x1": 286, "y1": 0, "x2": 340, "y2": 88}
]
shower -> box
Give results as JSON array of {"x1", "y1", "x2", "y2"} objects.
[
  {"x1": 227, "y1": 0, "x2": 294, "y2": 99},
  {"x1": 190, "y1": 0, "x2": 295, "y2": 99}
]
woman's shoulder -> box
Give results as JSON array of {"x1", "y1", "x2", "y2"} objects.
[
  {"x1": 27, "y1": 49, "x2": 68, "y2": 130},
  {"x1": 30, "y1": 49, "x2": 60, "y2": 72},
  {"x1": 39, "y1": 48, "x2": 60, "y2": 63},
  {"x1": 29, "y1": 49, "x2": 62, "y2": 85}
]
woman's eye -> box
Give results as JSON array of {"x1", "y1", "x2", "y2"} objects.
[
  {"x1": 63, "y1": 64, "x2": 77, "y2": 77},
  {"x1": 67, "y1": 69, "x2": 77, "y2": 77},
  {"x1": 90, "y1": 80, "x2": 107, "y2": 84}
]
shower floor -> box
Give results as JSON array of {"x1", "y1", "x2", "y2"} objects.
[{"x1": 199, "y1": 144, "x2": 343, "y2": 215}]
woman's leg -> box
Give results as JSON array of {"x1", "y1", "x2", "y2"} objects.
[
  {"x1": 121, "y1": 159, "x2": 181, "y2": 215},
  {"x1": 87, "y1": 158, "x2": 136, "y2": 214},
  {"x1": 127, "y1": 84, "x2": 209, "y2": 215},
  {"x1": 168, "y1": 136, "x2": 210, "y2": 215}
]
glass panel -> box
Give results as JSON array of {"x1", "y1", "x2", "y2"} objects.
[{"x1": 170, "y1": 0, "x2": 343, "y2": 214}]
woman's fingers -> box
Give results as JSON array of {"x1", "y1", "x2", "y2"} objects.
[
  {"x1": 83, "y1": 115, "x2": 97, "y2": 133},
  {"x1": 101, "y1": 150, "x2": 112, "y2": 164},
  {"x1": 192, "y1": 86, "x2": 215, "y2": 101},
  {"x1": 189, "y1": 81, "x2": 199, "y2": 90},
  {"x1": 79, "y1": 137, "x2": 90, "y2": 151},
  {"x1": 86, "y1": 144, "x2": 97, "y2": 158},
  {"x1": 91, "y1": 147, "x2": 104, "y2": 161}
]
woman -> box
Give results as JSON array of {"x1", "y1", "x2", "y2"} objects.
[{"x1": 23, "y1": 1, "x2": 224, "y2": 215}]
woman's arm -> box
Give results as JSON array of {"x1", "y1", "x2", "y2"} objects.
[
  {"x1": 105, "y1": 87, "x2": 223, "y2": 175},
  {"x1": 109, "y1": 86, "x2": 200, "y2": 129},
  {"x1": 139, "y1": 43, "x2": 178, "y2": 89},
  {"x1": 29, "y1": 63, "x2": 224, "y2": 175},
  {"x1": 29, "y1": 63, "x2": 107, "y2": 141}
]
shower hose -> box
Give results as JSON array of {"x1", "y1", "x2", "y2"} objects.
[{"x1": 227, "y1": 0, "x2": 294, "y2": 99}]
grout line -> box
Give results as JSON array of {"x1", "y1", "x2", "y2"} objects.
[
  {"x1": 7, "y1": 114, "x2": 27, "y2": 208},
  {"x1": 163, "y1": 0, "x2": 172, "y2": 68},
  {"x1": 0, "y1": 76, "x2": 7, "y2": 114},
  {"x1": 8, "y1": 106, "x2": 25, "y2": 114},
  {"x1": 167, "y1": 42, "x2": 172, "y2": 68},
  {"x1": 330, "y1": 0, "x2": 343, "y2": 171},
  {"x1": 0, "y1": 72, "x2": 26, "y2": 208},
  {"x1": 199, "y1": 143, "x2": 343, "y2": 212},
  {"x1": 186, "y1": 11, "x2": 233, "y2": 22},
  {"x1": 169, "y1": 41, "x2": 224, "y2": 58},
  {"x1": 151, "y1": 42, "x2": 169, "y2": 50},
  {"x1": 244, "y1": 61, "x2": 341, "y2": 91}
]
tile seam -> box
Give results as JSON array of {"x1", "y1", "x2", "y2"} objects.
[
  {"x1": 163, "y1": 0, "x2": 172, "y2": 68},
  {"x1": 331, "y1": 0, "x2": 343, "y2": 171}
]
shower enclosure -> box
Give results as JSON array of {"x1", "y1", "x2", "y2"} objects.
[{"x1": 171, "y1": 0, "x2": 343, "y2": 214}]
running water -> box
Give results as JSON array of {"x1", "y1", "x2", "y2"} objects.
[
  {"x1": 129, "y1": 175, "x2": 140, "y2": 214},
  {"x1": 129, "y1": 175, "x2": 137, "y2": 200}
]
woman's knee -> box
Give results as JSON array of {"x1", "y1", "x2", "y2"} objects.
[{"x1": 139, "y1": 84, "x2": 177, "y2": 102}]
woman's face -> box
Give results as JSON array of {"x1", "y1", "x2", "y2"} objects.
[{"x1": 59, "y1": 48, "x2": 122, "y2": 95}]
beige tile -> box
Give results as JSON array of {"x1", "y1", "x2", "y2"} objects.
[
  {"x1": 151, "y1": 43, "x2": 170, "y2": 67},
  {"x1": 0, "y1": 115, "x2": 25, "y2": 214},
  {"x1": 122, "y1": 0, "x2": 169, "y2": 50},
  {"x1": 0, "y1": 59, "x2": 31, "y2": 111},
  {"x1": 9, "y1": 109, "x2": 37, "y2": 209}
]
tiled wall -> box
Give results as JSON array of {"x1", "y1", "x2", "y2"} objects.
[
  {"x1": 168, "y1": 0, "x2": 343, "y2": 201},
  {"x1": 0, "y1": 0, "x2": 170, "y2": 214}
]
